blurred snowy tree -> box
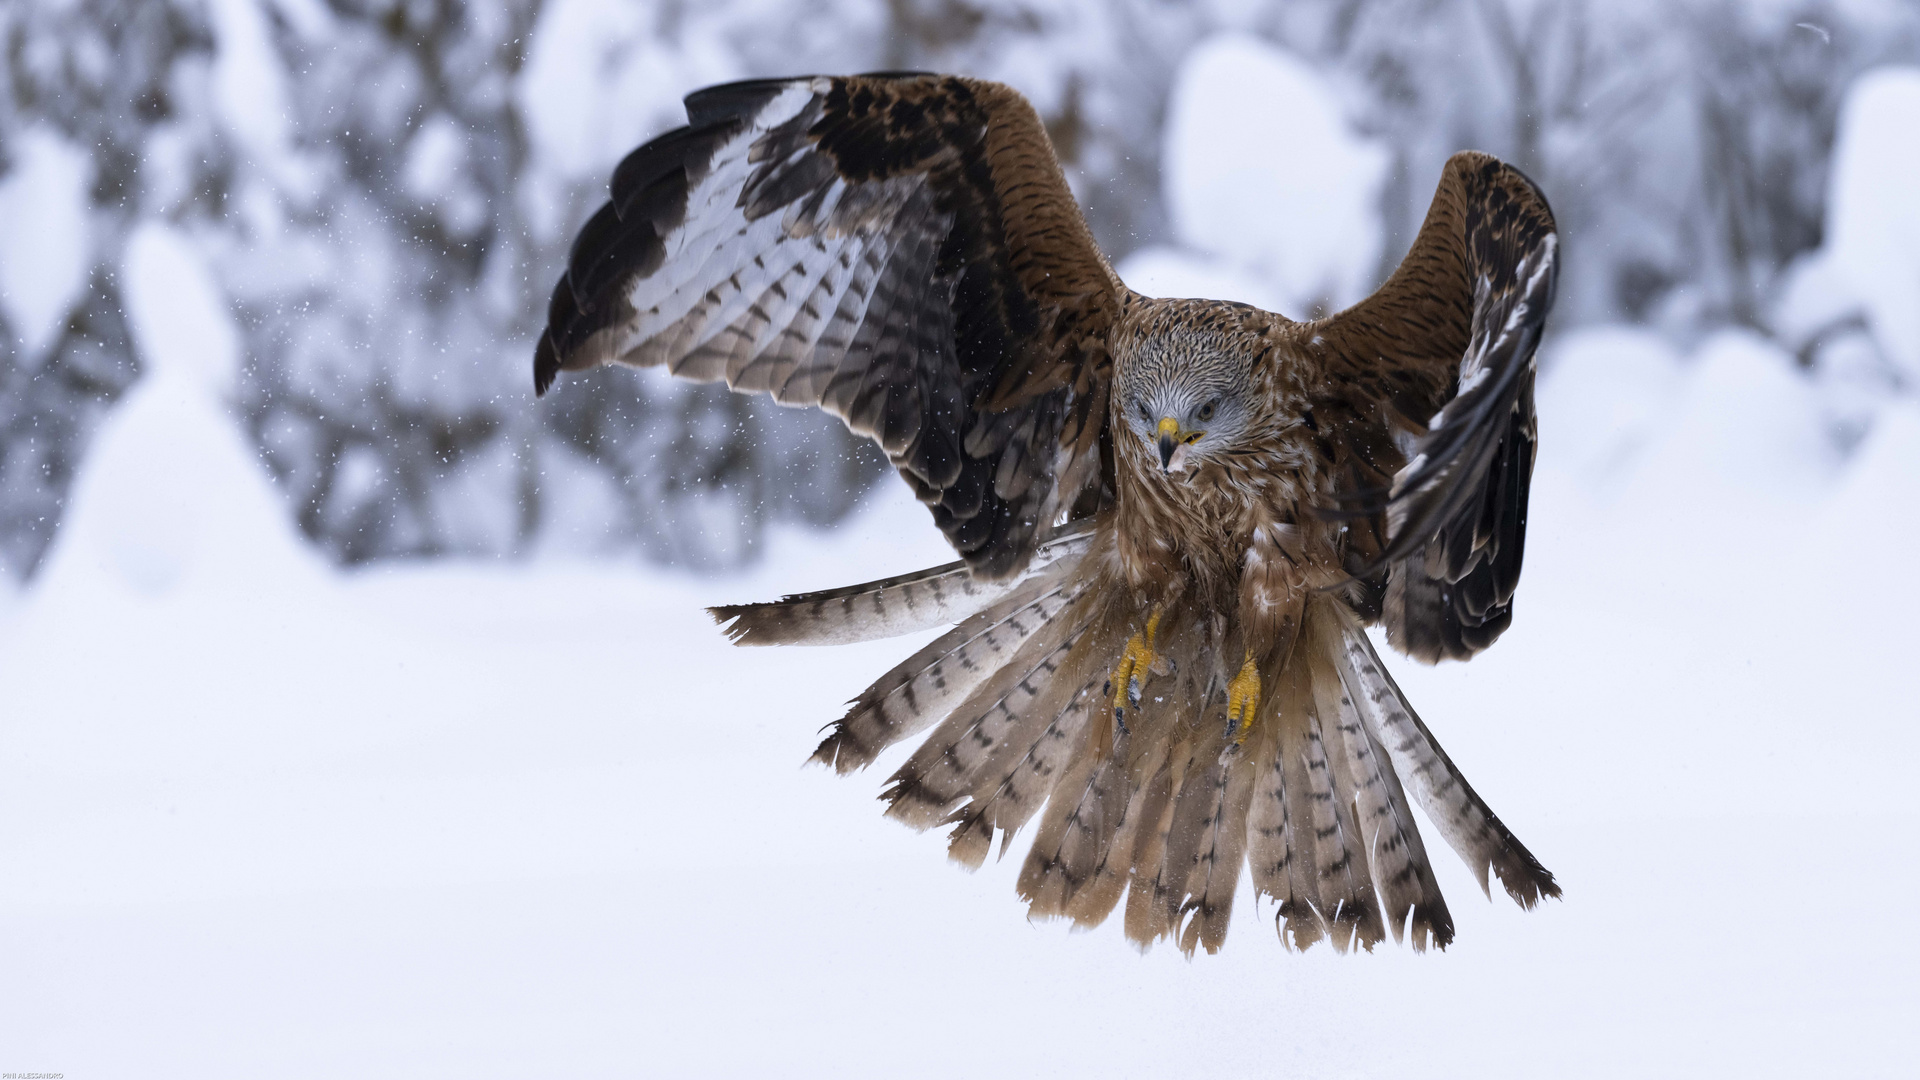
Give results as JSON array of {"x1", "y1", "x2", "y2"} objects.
[
  {"x1": 1246, "y1": 0, "x2": 1920, "y2": 332},
  {"x1": 0, "y1": 0, "x2": 212, "y2": 580},
  {"x1": 0, "y1": 0, "x2": 1916, "y2": 580}
]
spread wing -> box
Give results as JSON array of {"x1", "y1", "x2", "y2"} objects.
[
  {"x1": 534, "y1": 74, "x2": 1122, "y2": 579},
  {"x1": 1306, "y1": 151, "x2": 1559, "y2": 663}
]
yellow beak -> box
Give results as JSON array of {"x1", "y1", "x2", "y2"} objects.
[
  {"x1": 1154, "y1": 416, "x2": 1207, "y2": 472},
  {"x1": 1156, "y1": 417, "x2": 1183, "y2": 471}
]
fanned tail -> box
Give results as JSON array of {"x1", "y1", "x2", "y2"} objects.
[
  {"x1": 711, "y1": 524, "x2": 1092, "y2": 646},
  {"x1": 779, "y1": 555, "x2": 1553, "y2": 953},
  {"x1": 992, "y1": 595, "x2": 1543, "y2": 954}
]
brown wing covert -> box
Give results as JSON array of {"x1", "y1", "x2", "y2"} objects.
[{"x1": 1309, "y1": 152, "x2": 1559, "y2": 662}]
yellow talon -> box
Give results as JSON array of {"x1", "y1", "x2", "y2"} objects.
[
  {"x1": 1226, "y1": 653, "x2": 1261, "y2": 744},
  {"x1": 1107, "y1": 607, "x2": 1164, "y2": 730}
]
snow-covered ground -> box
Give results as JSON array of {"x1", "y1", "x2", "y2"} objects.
[{"x1": 5, "y1": 39, "x2": 1920, "y2": 1080}]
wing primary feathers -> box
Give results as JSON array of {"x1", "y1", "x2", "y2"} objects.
[
  {"x1": 1306, "y1": 152, "x2": 1558, "y2": 662},
  {"x1": 534, "y1": 73, "x2": 1122, "y2": 579},
  {"x1": 1379, "y1": 237, "x2": 1555, "y2": 572}
]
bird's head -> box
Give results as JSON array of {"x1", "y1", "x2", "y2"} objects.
[{"x1": 1115, "y1": 323, "x2": 1258, "y2": 478}]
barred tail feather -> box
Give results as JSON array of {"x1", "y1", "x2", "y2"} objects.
[
  {"x1": 711, "y1": 524, "x2": 1092, "y2": 646},
  {"x1": 880, "y1": 596, "x2": 1103, "y2": 828},
  {"x1": 1329, "y1": 607, "x2": 1560, "y2": 908},
  {"x1": 942, "y1": 671, "x2": 1105, "y2": 869},
  {"x1": 809, "y1": 565, "x2": 1082, "y2": 774},
  {"x1": 1160, "y1": 729, "x2": 1258, "y2": 956},
  {"x1": 1122, "y1": 744, "x2": 1189, "y2": 948},
  {"x1": 1011, "y1": 609, "x2": 1234, "y2": 945},
  {"x1": 1014, "y1": 722, "x2": 1135, "y2": 923},
  {"x1": 710, "y1": 561, "x2": 1009, "y2": 647},
  {"x1": 1244, "y1": 709, "x2": 1320, "y2": 951},
  {"x1": 1017, "y1": 618, "x2": 1199, "y2": 930},
  {"x1": 1306, "y1": 612, "x2": 1453, "y2": 949},
  {"x1": 1056, "y1": 736, "x2": 1166, "y2": 927},
  {"x1": 1291, "y1": 659, "x2": 1386, "y2": 954},
  {"x1": 1354, "y1": 707, "x2": 1455, "y2": 949}
]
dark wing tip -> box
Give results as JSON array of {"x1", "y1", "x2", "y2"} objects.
[
  {"x1": 683, "y1": 76, "x2": 813, "y2": 127},
  {"x1": 536, "y1": 94, "x2": 766, "y2": 405},
  {"x1": 533, "y1": 331, "x2": 561, "y2": 397}
]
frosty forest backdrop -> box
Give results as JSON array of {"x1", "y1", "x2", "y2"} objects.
[
  {"x1": 5, "y1": 1, "x2": 1920, "y2": 1076},
  {"x1": 3, "y1": 0, "x2": 1917, "y2": 579}
]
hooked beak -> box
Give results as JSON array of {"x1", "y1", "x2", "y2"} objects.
[
  {"x1": 1155, "y1": 416, "x2": 1205, "y2": 473},
  {"x1": 1156, "y1": 417, "x2": 1180, "y2": 470}
]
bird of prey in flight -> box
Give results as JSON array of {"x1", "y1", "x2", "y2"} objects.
[{"x1": 534, "y1": 73, "x2": 1560, "y2": 954}]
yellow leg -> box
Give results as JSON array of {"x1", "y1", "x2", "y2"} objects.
[
  {"x1": 1106, "y1": 607, "x2": 1164, "y2": 730},
  {"x1": 1226, "y1": 652, "x2": 1261, "y2": 745}
]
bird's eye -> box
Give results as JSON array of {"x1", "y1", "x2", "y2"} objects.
[
  {"x1": 1136, "y1": 400, "x2": 1151, "y2": 421},
  {"x1": 1196, "y1": 399, "x2": 1217, "y2": 423}
]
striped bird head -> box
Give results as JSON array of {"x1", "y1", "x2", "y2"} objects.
[{"x1": 1113, "y1": 311, "x2": 1260, "y2": 478}]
